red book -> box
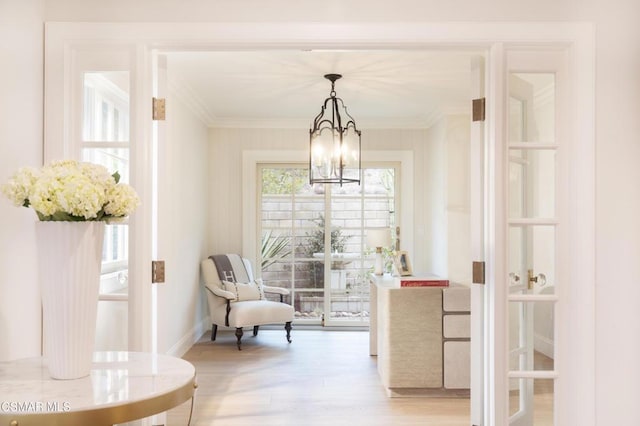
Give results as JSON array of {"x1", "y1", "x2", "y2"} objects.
[{"x1": 399, "y1": 278, "x2": 450, "y2": 287}]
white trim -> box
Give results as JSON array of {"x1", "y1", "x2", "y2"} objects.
[
  {"x1": 507, "y1": 142, "x2": 557, "y2": 150},
  {"x1": 507, "y1": 218, "x2": 559, "y2": 226},
  {"x1": 167, "y1": 74, "x2": 217, "y2": 126},
  {"x1": 560, "y1": 24, "x2": 596, "y2": 426},
  {"x1": 507, "y1": 294, "x2": 558, "y2": 302},
  {"x1": 469, "y1": 54, "x2": 486, "y2": 426},
  {"x1": 508, "y1": 371, "x2": 559, "y2": 380},
  {"x1": 486, "y1": 41, "x2": 507, "y2": 425},
  {"x1": 165, "y1": 316, "x2": 210, "y2": 358}
]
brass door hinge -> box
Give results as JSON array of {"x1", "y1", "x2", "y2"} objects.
[
  {"x1": 152, "y1": 97, "x2": 166, "y2": 121},
  {"x1": 152, "y1": 260, "x2": 165, "y2": 283},
  {"x1": 472, "y1": 97, "x2": 486, "y2": 122},
  {"x1": 472, "y1": 261, "x2": 486, "y2": 285}
]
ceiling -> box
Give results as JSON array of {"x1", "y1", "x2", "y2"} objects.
[{"x1": 166, "y1": 49, "x2": 483, "y2": 129}]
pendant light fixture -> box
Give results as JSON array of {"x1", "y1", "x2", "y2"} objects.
[{"x1": 309, "y1": 74, "x2": 361, "y2": 185}]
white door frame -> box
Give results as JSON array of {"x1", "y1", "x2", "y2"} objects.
[{"x1": 44, "y1": 21, "x2": 595, "y2": 426}]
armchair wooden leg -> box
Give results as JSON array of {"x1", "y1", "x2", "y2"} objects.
[
  {"x1": 235, "y1": 327, "x2": 243, "y2": 350},
  {"x1": 285, "y1": 321, "x2": 292, "y2": 343},
  {"x1": 253, "y1": 325, "x2": 259, "y2": 337},
  {"x1": 211, "y1": 324, "x2": 218, "y2": 341}
]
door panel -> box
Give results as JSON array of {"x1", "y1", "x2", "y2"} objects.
[
  {"x1": 507, "y1": 60, "x2": 562, "y2": 426},
  {"x1": 80, "y1": 68, "x2": 132, "y2": 351},
  {"x1": 55, "y1": 48, "x2": 145, "y2": 353}
]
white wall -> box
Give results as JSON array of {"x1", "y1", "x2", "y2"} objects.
[
  {"x1": 445, "y1": 115, "x2": 471, "y2": 285},
  {"x1": 156, "y1": 82, "x2": 210, "y2": 356},
  {"x1": 592, "y1": 4, "x2": 640, "y2": 424},
  {"x1": 422, "y1": 115, "x2": 472, "y2": 283},
  {"x1": 207, "y1": 128, "x2": 307, "y2": 257},
  {"x1": 0, "y1": 0, "x2": 634, "y2": 423},
  {"x1": 424, "y1": 119, "x2": 448, "y2": 276},
  {"x1": 0, "y1": 0, "x2": 44, "y2": 362}
]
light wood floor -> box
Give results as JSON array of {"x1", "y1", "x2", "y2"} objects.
[{"x1": 167, "y1": 329, "x2": 470, "y2": 426}]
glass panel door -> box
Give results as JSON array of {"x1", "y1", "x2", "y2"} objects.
[
  {"x1": 507, "y1": 70, "x2": 558, "y2": 425},
  {"x1": 259, "y1": 166, "x2": 323, "y2": 321},
  {"x1": 258, "y1": 164, "x2": 397, "y2": 326},
  {"x1": 325, "y1": 167, "x2": 396, "y2": 326},
  {"x1": 81, "y1": 71, "x2": 131, "y2": 351}
]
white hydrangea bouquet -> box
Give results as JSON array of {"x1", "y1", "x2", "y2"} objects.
[{"x1": 1, "y1": 159, "x2": 140, "y2": 221}]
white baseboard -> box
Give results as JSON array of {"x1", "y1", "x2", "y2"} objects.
[
  {"x1": 166, "y1": 315, "x2": 210, "y2": 358},
  {"x1": 534, "y1": 333, "x2": 555, "y2": 359}
]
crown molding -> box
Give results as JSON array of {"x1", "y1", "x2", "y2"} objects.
[{"x1": 167, "y1": 76, "x2": 217, "y2": 126}]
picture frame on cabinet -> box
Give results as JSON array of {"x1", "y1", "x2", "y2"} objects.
[{"x1": 394, "y1": 251, "x2": 412, "y2": 276}]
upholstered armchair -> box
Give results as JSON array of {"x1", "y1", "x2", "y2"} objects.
[{"x1": 201, "y1": 254, "x2": 294, "y2": 350}]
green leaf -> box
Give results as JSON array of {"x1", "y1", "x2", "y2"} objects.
[
  {"x1": 50, "y1": 211, "x2": 85, "y2": 221},
  {"x1": 112, "y1": 171, "x2": 121, "y2": 184},
  {"x1": 261, "y1": 229, "x2": 292, "y2": 269}
]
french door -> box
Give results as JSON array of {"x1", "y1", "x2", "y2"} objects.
[
  {"x1": 258, "y1": 164, "x2": 398, "y2": 327},
  {"x1": 505, "y1": 50, "x2": 567, "y2": 425},
  {"x1": 44, "y1": 44, "x2": 152, "y2": 353}
]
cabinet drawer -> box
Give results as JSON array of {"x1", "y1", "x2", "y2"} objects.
[
  {"x1": 444, "y1": 341, "x2": 470, "y2": 389},
  {"x1": 443, "y1": 287, "x2": 470, "y2": 312},
  {"x1": 443, "y1": 314, "x2": 470, "y2": 338}
]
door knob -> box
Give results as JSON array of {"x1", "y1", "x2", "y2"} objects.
[{"x1": 527, "y1": 269, "x2": 547, "y2": 290}]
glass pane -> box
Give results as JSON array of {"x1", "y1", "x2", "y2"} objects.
[
  {"x1": 509, "y1": 149, "x2": 555, "y2": 218},
  {"x1": 331, "y1": 198, "x2": 363, "y2": 225},
  {"x1": 261, "y1": 199, "x2": 293, "y2": 228},
  {"x1": 261, "y1": 259, "x2": 291, "y2": 285},
  {"x1": 364, "y1": 168, "x2": 395, "y2": 196},
  {"x1": 83, "y1": 147, "x2": 131, "y2": 296},
  {"x1": 95, "y1": 300, "x2": 127, "y2": 351},
  {"x1": 509, "y1": 97, "x2": 524, "y2": 142},
  {"x1": 295, "y1": 290, "x2": 324, "y2": 320},
  {"x1": 83, "y1": 72, "x2": 130, "y2": 142},
  {"x1": 293, "y1": 200, "x2": 324, "y2": 229},
  {"x1": 508, "y1": 225, "x2": 555, "y2": 294},
  {"x1": 261, "y1": 168, "x2": 308, "y2": 195},
  {"x1": 329, "y1": 272, "x2": 370, "y2": 321},
  {"x1": 509, "y1": 301, "x2": 555, "y2": 371},
  {"x1": 509, "y1": 73, "x2": 555, "y2": 143},
  {"x1": 509, "y1": 378, "x2": 554, "y2": 425},
  {"x1": 82, "y1": 147, "x2": 130, "y2": 182}
]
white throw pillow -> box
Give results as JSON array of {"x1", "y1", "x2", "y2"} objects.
[{"x1": 222, "y1": 279, "x2": 264, "y2": 301}]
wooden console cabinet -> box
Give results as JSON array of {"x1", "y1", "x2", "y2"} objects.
[{"x1": 369, "y1": 274, "x2": 470, "y2": 397}]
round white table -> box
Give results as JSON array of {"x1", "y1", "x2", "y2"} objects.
[{"x1": 0, "y1": 351, "x2": 197, "y2": 426}]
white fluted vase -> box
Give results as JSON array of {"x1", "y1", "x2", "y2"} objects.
[{"x1": 36, "y1": 221, "x2": 105, "y2": 380}]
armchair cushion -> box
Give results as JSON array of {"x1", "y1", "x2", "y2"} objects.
[
  {"x1": 226, "y1": 300, "x2": 294, "y2": 327},
  {"x1": 222, "y1": 279, "x2": 265, "y2": 302}
]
